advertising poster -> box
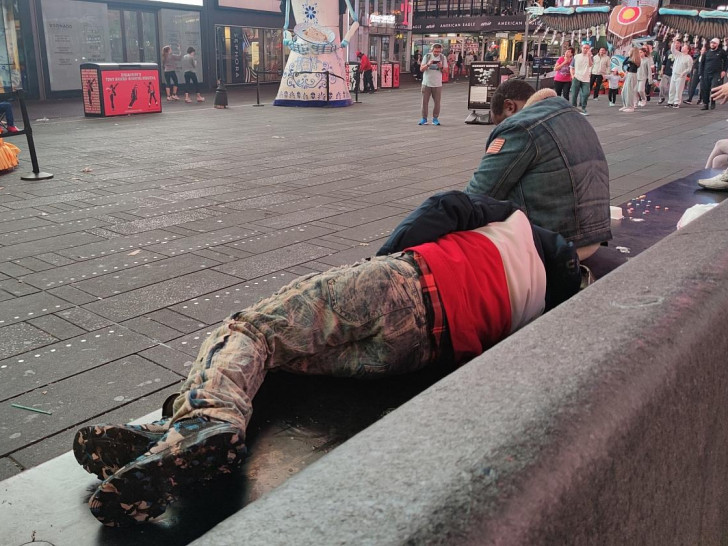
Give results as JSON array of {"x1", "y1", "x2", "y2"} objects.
[
  {"x1": 468, "y1": 62, "x2": 500, "y2": 110},
  {"x1": 81, "y1": 68, "x2": 101, "y2": 114},
  {"x1": 393, "y1": 63, "x2": 400, "y2": 88},
  {"x1": 380, "y1": 63, "x2": 392, "y2": 88},
  {"x1": 101, "y1": 70, "x2": 162, "y2": 116}
]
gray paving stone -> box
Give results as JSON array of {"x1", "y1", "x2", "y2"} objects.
[
  {"x1": 0, "y1": 355, "x2": 180, "y2": 456},
  {"x1": 0, "y1": 262, "x2": 34, "y2": 277},
  {"x1": 0, "y1": 216, "x2": 53, "y2": 235},
  {"x1": 54, "y1": 228, "x2": 183, "y2": 260},
  {"x1": 23, "y1": 249, "x2": 165, "y2": 289},
  {"x1": 34, "y1": 252, "x2": 77, "y2": 267},
  {"x1": 172, "y1": 209, "x2": 270, "y2": 233},
  {"x1": 0, "y1": 217, "x2": 106, "y2": 246},
  {"x1": 0, "y1": 232, "x2": 106, "y2": 262},
  {"x1": 311, "y1": 217, "x2": 400, "y2": 244},
  {"x1": 139, "y1": 342, "x2": 200, "y2": 372},
  {"x1": 142, "y1": 226, "x2": 260, "y2": 256},
  {"x1": 11, "y1": 256, "x2": 56, "y2": 272},
  {"x1": 27, "y1": 314, "x2": 86, "y2": 341},
  {"x1": 170, "y1": 274, "x2": 294, "y2": 325},
  {"x1": 222, "y1": 224, "x2": 333, "y2": 255},
  {"x1": 0, "y1": 457, "x2": 21, "y2": 481},
  {"x1": 0, "y1": 292, "x2": 71, "y2": 328},
  {"x1": 119, "y1": 316, "x2": 187, "y2": 343},
  {"x1": 81, "y1": 269, "x2": 242, "y2": 322},
  {"x1": 55, "y1": 308, "x2": 113, "y2": 331},
  {"x1": 0, "y1": 208, "x2": 45, "y2": 224},
  {"x1": 102, "y1": 209, "x2": 220, "y2": 236},
  {"x1": 128, "y1": 197, "x2": 221, "y2": 219},
  {"x1": 214, "y1": 241, "x2": 334, "y2": 280},
  {"x1": 0, "y1": 322, "x2": 58, "y2": 360},
  {"x1": 45, "y1": 285, "x2": 100, "y2": 306},
  {"x1": 0, "y1": 327, "x2": 156, "y2": 401},
  {"x1": 10, "y1": 385, "x2": 179, "y2": 470},
  {"x1": 0, "y1": 290, "x2": 14, "y2": 302},
  {"x1": 71, "y1": 254, "x2": 220, "y2": 298},
  {"x1": 145, "y1": 308, "x2": 208, "y2": 333},
  {"x1": 0, "y1": 278, "x2": 40, "y2": 297},
  {"x1": 1, "y1": 191, "x2": 101, "y2": 210},
  {"x1": 192, "y1": 247, "x2": 253, "y2": 263}
]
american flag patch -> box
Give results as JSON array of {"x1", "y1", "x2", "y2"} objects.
[{"x1": 486, "y1": 138, "x2": 505, "y2": 154}]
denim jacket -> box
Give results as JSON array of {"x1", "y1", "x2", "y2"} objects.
[{"x1": 464, "y1": 96, "x2": 611, "y2": 248}]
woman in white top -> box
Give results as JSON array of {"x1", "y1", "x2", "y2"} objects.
[{"x1": 636, "y1": 48, "x2": 650, "y2": 107}]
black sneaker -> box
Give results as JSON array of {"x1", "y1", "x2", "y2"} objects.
[
  {"x1": 658, "y1": 98, "x2": 665, "y2": 105},
  {"x1": 683, "y1": 99, "x2": 692, "y2": 104},
  {"x1": 702, "y1": 105, "x2": 710, "y2": 110},
  {"x1": 711, "y1": 102, "x2": 716, "y2": 110},
  {"x1": 74, "y1": 419, "x2": 170, "y2": 480},
  {"x1": 89, "y1": 417, "x2": 246, "y2": 527}
]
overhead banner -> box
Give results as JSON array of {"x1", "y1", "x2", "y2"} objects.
[
  {"x1": 217, "y1": 0, "x2": 280, "y2": 11},
  {"x1": 412, "y1": 15, "x2": 526, "y2": 33}
]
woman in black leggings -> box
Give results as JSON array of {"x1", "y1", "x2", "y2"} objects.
[{"x1": 162, "y1": 45, "x2": 181, "y2": 101}]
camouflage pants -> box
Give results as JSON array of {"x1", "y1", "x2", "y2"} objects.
[{"x1": 171, "y1": 255, "x2": 433, "y2": 435}]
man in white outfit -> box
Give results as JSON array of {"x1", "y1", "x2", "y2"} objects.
[{"x1": 669, "y1": 34, "x2": 693, "y2": 108}]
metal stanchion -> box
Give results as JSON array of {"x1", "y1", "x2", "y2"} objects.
[
  {"x1": 252, "y1": 70, "x2": 284, "y2": 107},
  {"x1": 4, "y1": 90, "x2": 53, "y2": 181},
  {"x1": 293, "y1": 70, "x2": 345, "y2": 105}
]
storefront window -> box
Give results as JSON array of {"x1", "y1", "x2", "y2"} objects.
[
  {"x1": 159, "y1": 9, "x2": 202, "y2": 81},
  {"x1": 109, "y1": 10, "x2": 123, "y2": 62},
  {"x1": 41, "y1": 0, "x2": 111, "y2": 92},
  {"x1": 0, "y1": 0, "x2": 24, "y2": 91},
  {"x1": 263, "y1": 29, "x2": 283, "y2": 82},
  {"x1": 215, "y1": 25, "x2": 283, "y2": 85}
]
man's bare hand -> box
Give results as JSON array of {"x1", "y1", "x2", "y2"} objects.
[{"x1": 711, "y1": 82, "x2": 728, "y2": 104}]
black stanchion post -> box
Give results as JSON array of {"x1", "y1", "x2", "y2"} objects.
[
  {"x1": 16, "y1": 90, "x2": 53, "y2": 181},
  {"x1": 253, "y1": 69, "x2": 263, "y2": 107},
  {"x1": 354, "y1": 67, "x2": 360, "y2": 103},
  {"x1": 325, "y1": 71, "x2": 330, "y2": 104}
]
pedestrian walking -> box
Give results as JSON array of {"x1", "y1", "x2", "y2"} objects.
[
  {"x1": 590, "y1": 47, "x2": 610, "y2": 100},
  {"x1": 684, "y1": 45, "x2": 705, "y2": 104},
  {"x1": 570, "y1": 42, "x2": 593, "y2": 115},
  {"x1": 418, "y1": 43, "x2": 448, "y2": 126},
  {"x1": 605, "y1": 67, "x2": 623, "y2": 106}
]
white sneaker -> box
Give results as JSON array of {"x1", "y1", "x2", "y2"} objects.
[
  {"x1": 698, "y1": 171, "x2": 728, "y2": 190},
  {"x1": 637, "y1": 101, "x2": 645, "y2": 107},
  {"x1": 593, "y1": 97, "x2": 599, "y2": 102},
  {"x1": 609, "y1": 102, "x2": 615, "y2": 107},
  {"x1": 622, "y1": 108, "x2": 635, "y2": 113}
]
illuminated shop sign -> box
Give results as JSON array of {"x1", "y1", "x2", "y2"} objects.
[{"x1": 370, "y1": 14, "x2": 396, "y2": 25}]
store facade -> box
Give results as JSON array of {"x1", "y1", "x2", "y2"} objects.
[{"x1": 411, "y1": 14, "x2": 526, "y2": 66}]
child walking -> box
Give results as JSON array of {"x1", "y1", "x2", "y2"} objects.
[{"x1": 605, "y1": 67, "x2": 623, "y2": 107}]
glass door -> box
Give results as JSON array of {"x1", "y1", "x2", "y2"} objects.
[{"x1": 108, "y1": 8, "x2": 158, "y2": 63}]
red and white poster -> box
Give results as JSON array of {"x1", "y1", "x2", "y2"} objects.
[
  {"x1": 101, "y1": 69, "x2": 162, "y2": 116},
  {"x1": 381, "y1": 63, "x2": 393, "y2": 88},
  {"x1": 81, "y1": 68, "x2": 101, "y2": 115}
]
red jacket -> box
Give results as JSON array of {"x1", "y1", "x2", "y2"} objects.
[{"x1": 359, "y1": 54, "x2": 373, "y2": 71}]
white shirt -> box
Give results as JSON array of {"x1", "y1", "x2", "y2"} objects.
[
  {"x1": 591, "y1": 54, "x2": 610, "y2": 76},
  {"x1": 421, "y1": 53, "x2": 448, "y2": 87},
  {"x1": 571, "y1": 53, "x2": 592, "y2": 82}
]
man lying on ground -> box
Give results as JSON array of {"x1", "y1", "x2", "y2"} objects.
[
  {"x1": 464, "y1": 80, "x2": 612, "y2": 260},
  {"x1": 74, "y1": 191, "x2": 588, "y2": 527},
  {"x1": 698, "y1": 81, "x2": 728, "y2": 190}
]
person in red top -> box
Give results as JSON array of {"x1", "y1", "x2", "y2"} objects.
[
  {"x1": 356, "y1": 51, "x2": 375, "y2": 93},
  {"x1": 73, "y1": 191, "x2": 588, "y2": 527}
]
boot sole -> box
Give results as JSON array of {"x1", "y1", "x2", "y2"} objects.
[
  {"x1": 89, "y1": 423, "x2": 245, "y2": 527},
  {"x1": 73, "y1": 425, "x2": 165, "y2": 480}
]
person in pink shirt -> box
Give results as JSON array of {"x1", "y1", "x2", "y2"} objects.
[{"x1": 553, "y1": 47, "x2": 574, "y2": 101}]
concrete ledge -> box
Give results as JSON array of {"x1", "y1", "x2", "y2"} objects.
[{"x1": 193, "y1": 200, "x2": 728, "y2": 546}]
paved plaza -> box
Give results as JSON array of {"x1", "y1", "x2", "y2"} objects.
[{"x1": 0, "y1": 79, "x2": 725, "y2": 482}]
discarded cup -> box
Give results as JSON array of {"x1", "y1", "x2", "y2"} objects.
[{"x1": 610, "y1": 206, "x2": 623, "y2": 220}]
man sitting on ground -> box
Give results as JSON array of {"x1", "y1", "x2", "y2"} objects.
[
  {"x1": 464, "y1": 80, "x2": 612, "y2": 260},
  {"x1": 74, "y1": 191, "x2": 588, "y2": 527}
]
